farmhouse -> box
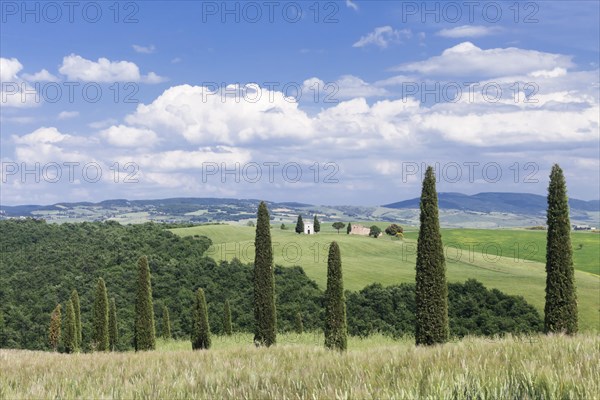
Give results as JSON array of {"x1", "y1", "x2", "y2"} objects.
[
  {"x1": 304, "y1": 222, "x2": 314, "y2": 234},
  {"x1": 573, "y1": 225, "x2": 596, "y2": 231},
  {"x1": 349, "y1": 224, "x2": 370, "y2": 236}
]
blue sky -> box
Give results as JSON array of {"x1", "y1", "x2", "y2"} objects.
[{"x1": 1, "y1": 1, "x2": 599, "y2": 206}]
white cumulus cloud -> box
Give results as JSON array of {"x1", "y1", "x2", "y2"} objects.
[
  {"x1": 303, "y1": 75, "x2": 388, "y2": 99},
  {"x1": 100, "y1": 125, "x2": 159, "y2": 148},
  {"x1": 58, "y1": 54, "x2": 166, "y2": 83},
  {"x1": 0, "y1": 57, "x2": 22, "y2": 82},
  {"x1": 124, "y1": 84, "x2": 315, "y2": 145},
  {"x1": 394, "y1": 42, "x2": 574, "y2": 78},
  {"x1": 0, "y1": 57, "x2": 41, "y2": 108},
  {"x1": 12, "y1": 127, "x2": 93, "y2": 164},
  {"x1": 21, "y1": 69, "x2": 59, "y2": 82}
]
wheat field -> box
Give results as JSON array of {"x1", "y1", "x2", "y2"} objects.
[{"x1": 1, "y1": 333, "x2": 598, "y2": 399}]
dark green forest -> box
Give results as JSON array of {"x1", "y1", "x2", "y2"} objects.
[
  {"x1": 0, "y1": 220, "x2": 542, "y2": 350},
  {"x1": 347, "y1": 280, "x2": 542, "y2": 338}
]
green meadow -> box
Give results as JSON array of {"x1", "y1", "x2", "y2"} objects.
[
  {"x1": 172, "y1": 224, "x2": 600, "y2": 332},
  {"x1": 402, "y1": 228, "x2": 599, "y2": 275}
]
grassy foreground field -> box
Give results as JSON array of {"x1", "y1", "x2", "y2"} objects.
[
  {"x1": 172, "y1": 225, "x2": 600, "y2": 331},
  {"x1": 2, "y1": 333, "x2": 598, "y2": 399}
]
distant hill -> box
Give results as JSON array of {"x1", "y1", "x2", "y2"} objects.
[
  {"x1": 0, "y1": 197, "x2": 273, "y2": 217},
  {"x1": 1, "y1": 193, "x2": 598, "y2": 228},
  {"x1": 382, "y1": 192, "x2": 600, "y2": 215}
]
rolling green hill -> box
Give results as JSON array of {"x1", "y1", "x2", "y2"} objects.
[
  {"x1": 172, "y1": 224, "x2": 600, "y2": 332},
  {"x1": 1, "y1": 220, "x2": 544, "y2": 350},
  {"x1": 402, "y1": 228, "x2": 599, "y2": 276}
]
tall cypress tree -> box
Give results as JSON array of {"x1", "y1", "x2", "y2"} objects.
[
  {"x1": 162, "y1": 305, "x2": 172, "y2": 339},
  {"x1": 93, "y1": 278, "x2": 109, "y2": 351},
  {"x1": 295, "y1": 215, "x2": 304, "y2": 234},
  {"x1": 134, "y1": 255, "x2": 156, "y2": 351},
  {"x1": 314, "y1": 215, "x2": 321, "y2": 233},
  {"x1": 415, "y1": 166, "x2": 449, "y2": 346},
  {"x1": 49, "y1": 304, "x2": 61, "y2": 352},
  {"x1": 254, "y1": 201, "x2": 277, "y2": 346},
  {"x1": 191, "y1": 288, "x2": 211, "y2": 350},
  {"x1": 63, "y1": 299, "x2": 77, "y2": 353},
  {"x1": 109, "y1": 298, "x2": 118, "y2": 351},
  {"x1": 324, "y1": 241, "x2": 347, "y2": 351},
  {"x1": 223, "y1": 300, "x2": 233, "y2": 336},
  {"x1": 70, "y1": 289, "x2": 82, "y2": 350},
  {"x1": 544, "y1": 164, "x2": 578, "y2": 334}
]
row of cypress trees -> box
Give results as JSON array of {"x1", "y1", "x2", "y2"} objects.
[
  {"x1": 225, "y1": 163, "x2": 580, "y2": 351},
  {"x1": 254, "y1": 201, "x2": 348, "y2": 350},
  {"x1": 49, "y1": 256, "x2": 171, "y2": 352},
  {"x1": 414, "y1": 164, "x2": 578, "y2": 346},
  {"x1": 48, "y1": 290, "x2": 83, "y2": 352},
  {"x1": 50, "y1": 280, "x2": 120, "y2": 352},
  {"x1": 49, "y1": 164, "x2": 577, "y2": 352},
  {"x1": 49, "y1": 253, "x2": 235, "y2": 352}
]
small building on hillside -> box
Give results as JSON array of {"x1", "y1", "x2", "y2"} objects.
[
  {"x1": 349, "y1": 224, "x2": 370, "y2": 236},
  {"x1": 304, "y1": 222, "x2": 314, "y2": 234},
  {"x1": 573, "y1": 224, "x2": 597, "y2": 231}
]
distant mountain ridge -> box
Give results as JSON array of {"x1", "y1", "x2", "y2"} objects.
[
  {"x1": 0, "y1": 197, "x2": 269, "y2": 216},
  {"x1": 382, "y1": 192, "x2": 600, "y2": 214},
  {"x1": 1, "y1": 193, "x2": 598, "y2": 228}
]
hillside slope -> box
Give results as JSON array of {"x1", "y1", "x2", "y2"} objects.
[{"x1": 173, "y1": 224, "x2": 600, "y2": 331}]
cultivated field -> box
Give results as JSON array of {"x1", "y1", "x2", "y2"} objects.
[
  {"x1": 1, "y1": 333, "x2": 598, "y2": 399},
  {"x1": 172, "y1": 225, "x2": 600, "y2": 331}
]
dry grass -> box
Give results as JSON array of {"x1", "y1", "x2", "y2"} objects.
[{"x1": 1, "y1": 333, "x2": 598, "y2": 399}]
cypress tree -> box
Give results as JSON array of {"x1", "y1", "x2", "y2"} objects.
[
  {"x1": 223, "y1": 300, "x2": 233, "y2": 336},
  {"x1": 162, "y1": 305, "x2": 172, "y2": 339},
  {"x1": 254, "y1": 201, "x2": 277, "y2": 346},
  {"x1": 324, "y1": 241, "x2": 347, "y2": 351},
  {"x1": 295, "y1": 215, "x2": 304, "y2": 234},
  {"x1": 544, "y1": 164, "x2": 578, "y2": 334},
  {"x1": 93, "y1": 278, "x2": 109, "y2": 351},
  {"x1": 294, "y1": 311, "x2": 304, "y2": 334},
  {"x1": 71, "y1": 289, "x2": 82, "y2": 349},
  {"x1": 191, "y1": 288, "x2": 211, "y2": 350},
  {"x1": 346, "y1": 222, "x2": 352, "y2": 234},
  {"x1": 134, "y1": 255, "x2": 156, "y2": 351},
  {"x1": 109, "y1": 298, "x2": 118, "y2": 351},
  {"x1": 314, "y1": 215, "x2": 321, "y2": 233},
  {"x1": 415, "y1": 166, "x2": 449, "y2": 346},
  {"x1": 49, "y1": 304, "x2": 61, "y2": 352},
  {"x1": 63, "y1": 299, "x2": 77, "y2": 353}
]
